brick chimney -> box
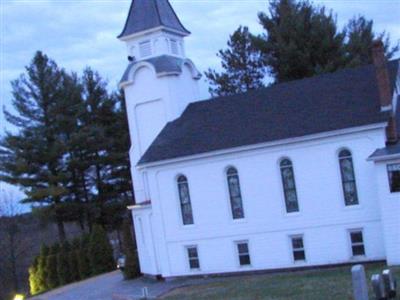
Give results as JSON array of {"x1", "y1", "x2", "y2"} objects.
[{"x1": 372, "y1": 40, "x2": 398, "y2": 144}]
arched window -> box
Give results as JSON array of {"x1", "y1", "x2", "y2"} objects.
[
  {"x1": 280, "y1": 159, "x2": 299, "y2": 213},
  {"x1": 338, "y1": 149, "x2": 359, "y2": 205},
  {"x1": 177, "y1": 175, "x2": 194, "y2": 225},
  {"x1": 226, "y1": 167, "x2": 244, "y2": 219}
]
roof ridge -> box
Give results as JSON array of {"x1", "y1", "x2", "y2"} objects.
[
  {"x1": 153, "y1": 0, "x2": 163, "y2": 27},
  {"x1": 190, "y1": 58, "x2": 400, "y2": 108}
]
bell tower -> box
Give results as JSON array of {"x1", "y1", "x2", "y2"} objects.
[{"x1": 118, "y1": 0, "x2": 202, "y2": 203}]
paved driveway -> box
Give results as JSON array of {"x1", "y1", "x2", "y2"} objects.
[{"x1": 29, "y1": 271, "x2": 213, "y2": 300}]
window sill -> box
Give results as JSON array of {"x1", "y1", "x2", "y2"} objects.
[
  {"x1": 284, "y1": 211, "x2": 301, "y2": 217},
  {"x1": 180, "y1": 224, "x2": 196, "y2": 230},
  {"x1": 238, "y1": 264, "x2": 252, "y2": 269},
  {"x1": 351, "y1": 255, "x2": 366, "y2": 260},
  {"x1": 342, "y1": 204, "x2": 362, "y2": 211},
  {"x1": 293, "y1": 260, "x2": 307, "y2": 265},
  {"x1": 189, "y1": 268, "x2": 201, "y2": 272},
  {"x1": 231, "y1": 218, "x2": 247, "y2": 224}
]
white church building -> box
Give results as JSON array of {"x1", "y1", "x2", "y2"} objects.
[{"x1": 118, "y1": 0, "x2": 400, "y2": 278}]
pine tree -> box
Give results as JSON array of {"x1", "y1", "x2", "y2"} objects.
[
  {"x1": 255, "y1": 0, "x2": 345, "y2": 83},
  {"x1": 73, "y1": 69, "x2": 133, "y2": 230},
  {"x1": 88, "y1": 225, "x2": 115, "y2": 275},
  {"x1": 122, "y1": 218, "x2": 140, "y2": 279},
  {"x1": 205, "y1": 26, "x2": 265, "y2": 96},
  {"x1": 46, "y1": 254, "x2": 59, "y2": 289},
  {"x1": 0, "y1": 51, "x2": 73, "y2": 241},
  {"x1": 344, "y1": 16, "x2": 399, "y2": 67},
  {"x1": 36, "y1": 244, "x2": 50, "y2": 292},
  {"x1": 254, "y1": 0, "x2": 398, "y2": 83},
  {"x1": 57, "y1": 241, "x2": 72, "y2": 285}
]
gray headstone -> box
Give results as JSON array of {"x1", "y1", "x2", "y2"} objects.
[
  {"x1": 382, "y1": 269, "x2": 397, "y2": 298},
  {"x1": 352, "y1": 265, "x2": 369, "y2": 300},
  {"x1": 371, "y1": 273, "x2": 388, "y2": 300}
]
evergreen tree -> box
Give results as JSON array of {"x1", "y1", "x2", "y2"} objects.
[
  {"x1": 77, "y1": 234, "x2": 91, "y2": 279},
  {"x1": 36, "y1": 244, "x2": 50, "y2": 292},
  {"x1": 73, "y1": 69, "x2": 133, "y2": 230},
  {"x1": 28, "y1": 256, "x2": 40, "y2": 295},
  {"x1": 0, "y1": 51, "x2": 72, "y2": 241},
  {"x1": 57, "y1": 241, "x2": 72, "y2": 285},
  {"x1": 344, "y1": 16, "x2": 399, "y2": 67},
  {"x1": 205, "y1": 26, "x2": 265, "y2": 96},
  {"x1": 255, "y1": 0, "x2": 345, "y2": 82},
  {"x1": 254, "y1": 0, "x2": 398, "y2": 83},
  {"x1": 122, "y1": 218, "x2": 140, "y2": 279},
  {"x1": 88, "y1": 225, "x2": 115, "y2": 275},
  {"x1": 46, "y1": 254, "x2": 59, "y2": 289}
]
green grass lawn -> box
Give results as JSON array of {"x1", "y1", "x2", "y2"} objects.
[{"x1": 162, "y1": 263, "x2": 400, "y2": 300}]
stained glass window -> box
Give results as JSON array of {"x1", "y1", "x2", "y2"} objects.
[
  {"x1": 227, "y1": 167, "x2": 244, "y2": 219},
  {"x1": 339, "y1": 150, "x2": 359, "y2": 205},
  {"x1": 280, "y1": 159, "x2": 299, "y2": 213},
  {"x1": 177, "y1": 175, "x2": 194, "y2": 225}
]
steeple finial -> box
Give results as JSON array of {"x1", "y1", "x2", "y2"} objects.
[{"x1": 118, "y1": 0, "x2": 190, "y2": 39}]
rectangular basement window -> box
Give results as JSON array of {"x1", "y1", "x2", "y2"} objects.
[
  {"x1": 291, "y1": 236, "x2": 306, "y2": 262},
  {"x1": 186, "y1": 246, "x2": 200, "y2": 270},
  {"x1": 236, "y1": 241, "x2": 251, "y2": 266},
  {"x1": 387, "y1": 163, "x2": 400, "y2": 193},
  {"x1": 350, "y1": 230, "x2": 365, "y2": 257},
  {"x1": 139, "y1": 41, "x2": 152, "y2": 57}
]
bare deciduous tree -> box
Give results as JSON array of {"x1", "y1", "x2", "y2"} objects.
[{"x1": 0, "y1": 189, "x2": 31, "y2": 297}]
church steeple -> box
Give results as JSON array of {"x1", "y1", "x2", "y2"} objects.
[
  {"x1": 118, "y1": 0, "x2": 190, "y2": 40},
  {"x1": 118, "y1": 0, "x2": 200, "y2": 205}
]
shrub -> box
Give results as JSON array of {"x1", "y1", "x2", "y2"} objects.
[
  {"x1": 50, "y1": 242, "x2": 60, "y2": 254},
  {"x1": 77, "y1": 235, "x2": 91, "y2": 279},
  {"x1": 36, "y1": 244, "x2": 49, "y2": 292},
  {"x1": 57, "y1": 241, "x2": 72, "y2": 285},
  {"x1": 88, "y1": 225, "x2": 115, "y2": 275},
  {"x1": 46, "y1": 254, "x2": 59, "y2": 289},
  {"x1": 68, "y1": 250, "x2": 80, "y2": 282},
  {"x1": 29, "y1": 256, "x2": 40, "y2": 295},
  {"x1": 122, "y1": 218, "x2": 140, "y2": 279}
]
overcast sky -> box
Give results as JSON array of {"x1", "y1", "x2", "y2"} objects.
[{"x1": 0, "y1": 0, "x2": 400, "y2": 206}]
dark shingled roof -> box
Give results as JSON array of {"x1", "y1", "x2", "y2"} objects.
[
  {"x1": 118, "y1": 0, "x2": 190, "y2": 38},
  {"x1": 120, "y1": 55, "x2": 201, "y2": 84},
  {"x1": 139, "y1": 59, "x2": 400, "y2": 165}
]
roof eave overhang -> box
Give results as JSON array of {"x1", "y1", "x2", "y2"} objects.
[
  {"x1": 367, "y1": 152, "x2": 400, "y2": 162},
  {"x1": 118, "y1": 26, "x2": 190, "y2": 41},
  {"x1": 137, "y1": 122, "x2": 388, "y2": 169}
]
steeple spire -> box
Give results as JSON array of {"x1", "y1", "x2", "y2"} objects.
[{"x1": 118, "y1": 0, "x2": 190, "y2": 39}]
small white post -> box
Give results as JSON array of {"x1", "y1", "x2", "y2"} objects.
[{"x1": 142, "y1": 286, "x2": 149, "y2": 299}]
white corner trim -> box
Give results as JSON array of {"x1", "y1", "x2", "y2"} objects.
[{"x1": 137, "y1": 122, "x2": 387, "y2": 169}]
